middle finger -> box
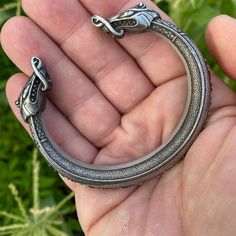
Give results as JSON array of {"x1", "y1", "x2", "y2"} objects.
[{"x1": 22, "y1": 0, "x2": 155, "y2": 114}]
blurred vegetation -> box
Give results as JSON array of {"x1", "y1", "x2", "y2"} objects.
[
  {"x1": 0, "y1": 2, "x2": 84, "y2": 235},
  {"x1": 0, "y1": 150, "x2": 76, "y2": 235},
  {"x1": 0, "y1": 0, "x2": 236, "y2": 235},
  {"x1": 154, "y1": 0, "x2": 236, "y2": 88}
]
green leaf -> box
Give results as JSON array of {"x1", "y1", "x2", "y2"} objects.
[
  {"x1": 191, "y1": 6, "x2": 220, "y2": 26},
  {"x1": 46, "y1": 226, "x2": 68, "y2": 236},
  {"x1": 0, "y1": 5, "x2": 17, "y2": 26},
  {"x1": 220, "y1": 0, "x2": 236, "y2": 16}
]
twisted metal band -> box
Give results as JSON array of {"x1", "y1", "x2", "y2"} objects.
[{"x1": 16, "y1": 3, "x2": 211, "y2": 188}]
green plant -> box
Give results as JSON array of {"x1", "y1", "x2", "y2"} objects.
[
  {"x1": 0, "y1": 150, "x2": 76, "y2": 236},
  {"x1": 155, "y1": 0, "x2": 236, "y2": 89},
  {"x1": 0, "y1": 1, "x2": 83, "y2": 235},
  {"x1": 1, "y1": 1, "x2": 236, "y2": 235},
  {"x1": 0, "y1": 0, "x2": 21, "y2": 25}
]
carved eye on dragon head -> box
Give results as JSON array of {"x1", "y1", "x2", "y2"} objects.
[
  {"x1": 92, "y1": 3, "x2": 161, "y2": 38},
  {"x1": 15, "y1": 57, "x2": 51, "y2": 123}
]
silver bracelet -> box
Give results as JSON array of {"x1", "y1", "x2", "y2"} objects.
[{"x1": 16, "y1": 3, "x2": 211, "y2": 188}]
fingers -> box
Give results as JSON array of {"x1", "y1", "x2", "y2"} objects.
[
  {"x1": 6, "y1": 73, "x2": 98, "y2": 163},
  {"x1": 206, "y1": 15, "x2": 236, "y2": 80},
  {"x1": 205, "y1": 15, "x2": 236, "y2": 113},
  {"x1": 1, "y1": 17, "x2": 120, "y2": 147},
  {"x1": 80, "y1": 0, "x2": 186, "y2": 86},
  {"x1": 22, "y1": 0, "x2": 154, "y2": 113},
  {"x1": 210, "y1": 72, "x2": 236, "y2": 112}
]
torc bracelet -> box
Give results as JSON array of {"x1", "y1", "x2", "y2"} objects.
[{"x1": 16, "y1": 3, "x2": 211, "y2": 188}]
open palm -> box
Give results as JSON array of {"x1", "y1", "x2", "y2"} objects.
[{"x1": 2, "y1": 0, "x2": 236, "y2": 235}]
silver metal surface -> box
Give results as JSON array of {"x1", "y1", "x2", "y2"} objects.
[
  {"x1": 16, "y1": 3, "x2": 211, "y2": 188},
  {"x1": 15, "y1": 57, "x2": 51, "y2": 123}
]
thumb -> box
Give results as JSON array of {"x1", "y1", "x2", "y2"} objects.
[{"x1": 206, "y1": 15, "x2": 236, "y2": 81}]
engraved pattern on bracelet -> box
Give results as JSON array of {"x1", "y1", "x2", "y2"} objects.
[{"x1": 16, "y1": 3, "x2": 211, "y2": 188}]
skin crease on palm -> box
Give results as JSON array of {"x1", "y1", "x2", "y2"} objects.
[{"x1": 2, "y1": 0, "x2": 236, "y2": 235}]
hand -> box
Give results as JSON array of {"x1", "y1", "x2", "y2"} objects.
[{"x1": 1, "y1": 1, "x2": 236, "y2": 235}]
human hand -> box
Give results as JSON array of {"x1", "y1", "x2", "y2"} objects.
[{"x1": 1, "y1": 1, "x2": 236, "y2": 235}]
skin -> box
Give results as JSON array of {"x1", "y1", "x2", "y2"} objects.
[{"x1": 1, "y1": 0, "x2": 236, "y2": 235}]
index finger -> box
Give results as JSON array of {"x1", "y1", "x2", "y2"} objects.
[{"x1": 80, "y1": 0, "x2": 186, "y2": 86}]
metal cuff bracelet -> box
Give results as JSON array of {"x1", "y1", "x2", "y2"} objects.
[{"x1": 16, "y1": 3, "x2": 211, "y2": 188}]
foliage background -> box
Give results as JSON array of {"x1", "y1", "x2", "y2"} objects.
[
  {"x1": 0, "y1": 1, "x2": 83, "y2": 235},
  {"x1": 0, "y1": 0, "x2": 236, "y2": 235}
]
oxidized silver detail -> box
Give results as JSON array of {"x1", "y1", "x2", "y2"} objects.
[
  {"x1": 15, "y1": 57, "x2": 51, "y2": 123},
  {"x1": 16, "y1": 3, "x2": 211, "y2": 188},
  {"x1": 92, "y1": 2, "x2": 160, "y2": 38}
]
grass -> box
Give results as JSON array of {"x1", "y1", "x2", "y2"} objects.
[
  {"x1": 155, "y1": 0, "x2": 236, "y2": 89},
  {"x1": 0, "y1": 0, "x2": 236, "y2": 235},
  {"x1": 0, "y1": 2, "x2": 84, "y2": 235},
  {"x1": 0, "y1": 150, "x2": 76, "y2": 236}
]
